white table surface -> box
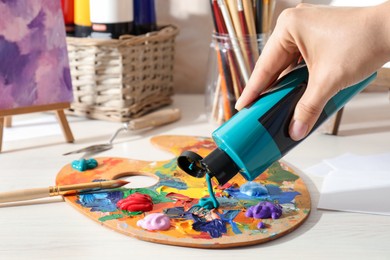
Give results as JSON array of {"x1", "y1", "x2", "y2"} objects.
[{"x1": 1, "y1": 93, "x2": 390, "y2": 260}]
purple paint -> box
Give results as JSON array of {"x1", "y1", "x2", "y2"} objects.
[
  {"x1": 257, "y1": 222, "x2": 266, "y2": 229},
  {"x1": 245, "y1": 201, "x2": 283, "y2": 219}
]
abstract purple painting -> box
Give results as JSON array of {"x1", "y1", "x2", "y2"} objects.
[{"x1": 0, "y1": 0, "x2": 73, "y2": 110}]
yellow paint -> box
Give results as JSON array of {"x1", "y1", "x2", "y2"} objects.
[
  {"x1": 158, "y1": 186, "x2": 209, "y2": 199},
  {"x1": 174, "y1": 220, "x2": 199, "y2": 235}
]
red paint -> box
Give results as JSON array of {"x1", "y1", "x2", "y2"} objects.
[{"x1": 117, "y1": 193, "x2": 153, "y2": 212}]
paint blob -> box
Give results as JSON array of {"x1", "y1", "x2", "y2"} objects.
[
  {"x1": 71, "y1": 158, "x2": 98, "y2": 171},
  {"x1": 192, "y1": 219, "x2": 227, "y2": 238},
  {"x1": 257, "y1": 221, "x2": 266, "y2": 229},
  {"x1": 245, "y1": 201, "x2": 283, "y2": 219},
  {"x1": 137, "y1": 213, "x2": 171, "y2": 231},
  {"x1": 239, "y1": 182, "x2": 268, "y2": 197},
  {"x1": 117, "y1": 193, "x2": 153, "y2": 212},
  {"x1": 77, "y1": 190, "x2": 123, "y2": 212}
]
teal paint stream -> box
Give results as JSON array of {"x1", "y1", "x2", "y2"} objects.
[{"x1": 197, "y1": 173, "x2": 219, "y2": 209}]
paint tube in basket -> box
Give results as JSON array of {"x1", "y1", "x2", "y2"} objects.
[{"x1": 90, "y1": 0, "x2": 133, "y2": 39}]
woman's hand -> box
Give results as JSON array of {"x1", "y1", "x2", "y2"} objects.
[{"x1": 235, "y1": 2, "x2": 390, "y2": 140}]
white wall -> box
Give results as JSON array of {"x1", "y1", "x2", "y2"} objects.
[{"x1": 305, "y1": 0, "x2": 386, "y2": 6}]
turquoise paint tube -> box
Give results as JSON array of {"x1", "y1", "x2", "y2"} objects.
[{"x1": 178, "y1": 64, "x2": 377, "y2": 185}]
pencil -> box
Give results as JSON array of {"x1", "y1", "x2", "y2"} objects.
[
  {"x1": 237, "y1": 0, "x2": 255, "y2": 70},
  {"x1": 226, "y1": 0, "x2": 250, "y2": 72},
  {"x1": 216, "y1": 48, "x2": 233, "y2": 120},
  {"x1": 211, "y1": 75, "x2": 222, "y2": 121},
  {"x1": 217, "y1": 0, "x2": 250, "y2": 83},
  {"x1": 262, "y1": 0, "x2": 269, "y2": 34},
  {"x1": 255, "y1": 0, "x2": 263, "y2": 34},
  {"x1": 0, "y1": 180, "x2": 129, "y2": 203},
  {"x1": 243, "y1": 0, "x2": 257, "y2": 36},
  {"x1": 243, "y1": 0, "x2": 259, "y2": 65},
  {"x1": 212, "y1": 0, "x2": 234, "y2": 120},
  {"x1": 268, "y1": 0, "x2": 276, "y2": 32}
]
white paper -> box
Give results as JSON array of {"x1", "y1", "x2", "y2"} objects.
[
  {"x1": 304, "y1": 162, "x2": 334, "y2": 177},
  {"x1": 318, "y1": 170, "x2": 390, "y2": 215},
  {"x1": 324, "y1": 153, "x2": 390, "y2": 172}
]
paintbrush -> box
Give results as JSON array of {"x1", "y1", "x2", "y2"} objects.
[{"x1": 0, "y1": 180, "x2": 129, "y2": 203}]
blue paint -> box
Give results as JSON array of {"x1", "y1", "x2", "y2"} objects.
[
  {"x1": 265, "y1": 185, "x2": 301, "y2": 204},
  {"x1": 154, "y1": 171, "x2": 188, "y2": 190},
  {"x1": 71, "y1": 158, "x2": 98, "y2": 172},
  {"x1": 219, "y1": 210, "x2": 242, "y2": 234},
  {"x1": 240, "y1": 182, "x2": 268, "y2": 197},
  {"x1": 77, "y1": 190, "x2": 123, "y2": 212},
  {"x1": 162, "y1": 159, "x2": 177, "y2": 170},
  {"x1": 192, "y1": 219, "x2": 227, "y2": 238},
  {"x1": 225, "y1": 184, "x2": 300, "y2": 204},
  {"x1": 163, "y1": 207, "x2": 193, "y2": 220}
]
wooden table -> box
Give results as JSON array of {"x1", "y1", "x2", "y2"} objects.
[{"x1": 0, "y1": 94, "x2": 389, "y2": 259}]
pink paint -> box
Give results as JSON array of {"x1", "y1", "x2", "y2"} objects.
[{"x1": 137, "y1": 213, "x2": 171, "y2": 231}]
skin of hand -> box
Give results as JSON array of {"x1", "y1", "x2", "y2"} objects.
[{"x1": 235, "y1": 2, "x2": 390, "y2": 141}]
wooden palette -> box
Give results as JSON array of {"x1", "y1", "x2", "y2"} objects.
[{"x1": 56, "y1": 135, "x2": 311, "y2": 248}]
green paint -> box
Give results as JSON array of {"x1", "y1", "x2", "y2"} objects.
[
  {"x1": 197, "y1": 173, "x2": 219, "y2": 210},
  {"x1": 99, "y1": 214, "x2": 123, "y2": 222},
  {"x1": 121, "y1": 210, "x2": 142, "y2": 216},
  {"x1": 267, "y1": 162, "x2": 299, "y2": 183},
  {"x1": 122, "y1": 188, "x2": 173, "y2": 204}
]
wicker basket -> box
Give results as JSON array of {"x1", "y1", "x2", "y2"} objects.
[{"x1": 66, "y1": 25, "x2": 179, "y2": 122}]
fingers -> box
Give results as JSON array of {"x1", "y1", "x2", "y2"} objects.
[
  {"x1": 289, "y1": 75, "x2": 336, "y2": 141},
  {"x1": 235, "y1": 34, "x2": 299, "y2": 110}
]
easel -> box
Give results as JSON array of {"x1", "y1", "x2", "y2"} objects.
[
  {"x1": 322, "y1": 108, "x2": 344, "y2": 135},
  {"x1": 0, "y1": 102, "x2": 74, "y2": 152}
]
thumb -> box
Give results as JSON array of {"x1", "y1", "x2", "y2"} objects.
[{"x1": 289, "y1": 78, "x2": 335, "y2": 141}]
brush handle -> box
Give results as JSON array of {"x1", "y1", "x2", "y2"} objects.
[
  {"x1": 128, "y1": 108, "x2": 181, "y2": 130},
  {"x1": 0, "y1": 187, "x2": 50, "y2": 203}
]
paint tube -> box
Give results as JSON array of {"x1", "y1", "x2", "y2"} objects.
[
  {"x1": 74, "y1": 0, "x2": 91, "y2": 37},
  {"x1": 89, "y1": 0, "x2": 133, "y2": 39},
  {"x1": 133, "y1": 0, "x2": 157, "y2": 35},
  {"x1": 60, "y1": 0, "x2": 75, "y2": 35}
]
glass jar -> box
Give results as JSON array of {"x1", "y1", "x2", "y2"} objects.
[{"x1": 205, "y1": 32, "x2": 269, "y2": 125}]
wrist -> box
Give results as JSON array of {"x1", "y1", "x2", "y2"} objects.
[{"x1": 371, "y1": 1, "x2": 390, "y2": 61}]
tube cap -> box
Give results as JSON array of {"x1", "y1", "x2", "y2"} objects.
[
  {"x1": 177, "y1": 151, "x2": 206, "y2": 178},
  {"x1": 177, "y1": 148, "x2": 239, "y2": 185}
]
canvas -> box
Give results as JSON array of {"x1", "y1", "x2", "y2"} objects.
[{"x1": 0, "y1": 0, "x2": 73, "y2": 110}]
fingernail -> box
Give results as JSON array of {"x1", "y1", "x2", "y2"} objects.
[
  {"x1": 235, "y1": 98, "x2": 243, "y2": 110},
  {"x1": 289, "y1": 120, "x2": 308, "y2": 141}
]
